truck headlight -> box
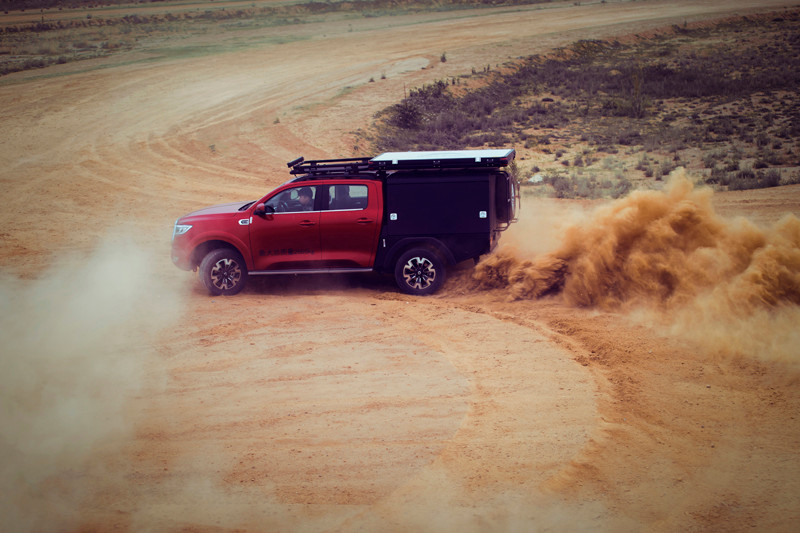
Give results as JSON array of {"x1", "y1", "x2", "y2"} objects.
[{"x1": 172, "y1": 223, "x2": 192, "y2": 240}]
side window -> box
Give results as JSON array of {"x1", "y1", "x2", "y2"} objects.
[
  {"x1": 327, "y1": 184, "x2": 369, "y2": 211},
  {"x1": 265, "y1": 186, "x2": 316, "y2": 213}
]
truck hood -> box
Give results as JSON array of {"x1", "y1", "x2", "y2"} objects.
[{"x1": 180, "y1": 201, "x2": 254, "y2": 220}]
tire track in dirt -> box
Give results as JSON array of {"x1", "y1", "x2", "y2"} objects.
[
  {"x1": 81, "y1": 292, "x2": 474, "y2": 530},
  {"x1": 441, "y1": 290, "x2": 800, "y2": 531},
  {"x1": 334, "y1": 296, "x2": 599, "y2": 531},
  {"x1": 70, "y1": 287, "x2": 598, "y2": 531},
  {"x1": 4, "y1": 0, "x2": 793, "y2": 266},
  {"x1": 3, "y1": 1, "x2": 798, "y2": 531}
]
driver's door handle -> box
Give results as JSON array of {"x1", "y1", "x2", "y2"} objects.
[{"x1": 299, "y1": 220, "x2": 316, "y2": 227}]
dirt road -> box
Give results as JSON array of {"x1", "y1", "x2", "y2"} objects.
[{"x1": 2, "y1": 1, "x2": 799, "y2": 531}]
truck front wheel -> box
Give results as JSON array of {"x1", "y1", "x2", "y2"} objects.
[
  {"x1": 394, "y1": 248, "x2": 445, "y2": 296},
  {"x1": 200, "y1": 248, "x2": 248, "y2": 296}
]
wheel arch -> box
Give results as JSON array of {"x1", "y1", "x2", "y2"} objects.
[
  {"x1": 190, "y1": 239, "x2": 249, "y2": 270},
  {"x1": 383, "y1": 238, "x2": 455, "y2": 272}
]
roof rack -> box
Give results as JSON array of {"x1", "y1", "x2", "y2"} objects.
[
  {"x1": 288, "y1": 156, "x2": 372, "y2": 176},
  {"x1": 286, "y1": 149, "x2": 515, "y2": 178}
]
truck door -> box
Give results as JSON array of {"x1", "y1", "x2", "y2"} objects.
[
  {"x1": 319, "y1": 182, "x2": 381, "y2": 268},
  {"x1": 249, "y1": 185, "x2": 321, "y2": 270}
]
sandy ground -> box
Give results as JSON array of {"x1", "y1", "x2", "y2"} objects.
[{"x1": 1, "y1": 1, "x2": 799, "y2": 531}]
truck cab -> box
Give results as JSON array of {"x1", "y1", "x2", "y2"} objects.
[{"x1": 171, "y1": 149, "x2": 518, "y2": 296}]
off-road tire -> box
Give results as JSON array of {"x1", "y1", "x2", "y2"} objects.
[
  {"x1": 394, "y1": 248, "x2": 445, "y2": 296},
  {"x1": 200, "y1": 248, "x2": 248, "y2": 296}
]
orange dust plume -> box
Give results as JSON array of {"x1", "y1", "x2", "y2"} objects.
[
  {"x1": 474, "y1": 171, "x2": 800, "y2": 362},
  {"x1": 0, "y1": 237, "x2": 183, "y2": 532}
]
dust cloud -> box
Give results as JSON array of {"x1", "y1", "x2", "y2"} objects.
[
  {"x1": 0, "y1": 236, "x2": 183, "y2": 531},
  {"x1": 476, "y1": 171, "x2": 800, "y2": 363}
]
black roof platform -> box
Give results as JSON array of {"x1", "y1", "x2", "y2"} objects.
[{"x1": 287, "y1": 149, "x2": 515, "y2": 179}]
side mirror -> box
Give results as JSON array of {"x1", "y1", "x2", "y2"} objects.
[{"x1": 254, "y1": 203, "x2": 274, "y2": 216}]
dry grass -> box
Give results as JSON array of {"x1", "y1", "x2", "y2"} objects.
[
  {"x1": 0, "y1": 0, "x2": 550, "y2": 76},
  {"x1": 5, "y1": 3, "x2": 798, "y2": 198},
  {"x1": 371, "y1": 10, "x2": 800, "y2": 197}
]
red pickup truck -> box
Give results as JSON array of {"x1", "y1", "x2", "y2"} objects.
[{"x1": 171, "y1": 149, "x2": 518, "y2": 295}]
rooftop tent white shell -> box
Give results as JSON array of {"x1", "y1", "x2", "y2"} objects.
[{"x1": 371, "y1": 149, "x2": 515, "y2": 167}]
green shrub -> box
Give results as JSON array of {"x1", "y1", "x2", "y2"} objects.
[
  {"x1": 706, "y1": 166, "x2": 726, "y2": 184},
  {"x1": 759, "y1": 168, "x2": 781, "y2": 188},
  {"x1": 612, "y1": 177, "x2": 632, "y2": 198},
  {"x1": 724, "y1": 159, "x2": 740, "y2": 172},
  {"x1": 370, "y1": 10, "x2": 800, "y2": 193}
]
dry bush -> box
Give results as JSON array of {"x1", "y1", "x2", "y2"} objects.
[{"x1": 373, "y1": 10, "x2": 800, "y2": 197}]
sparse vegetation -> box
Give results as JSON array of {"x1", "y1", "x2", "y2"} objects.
[
  {"x1": 6, "y1": 3, "x2": 798, "y2": 198},
  {"x1": 370, "y1": 10, "x2": 800, "y2": 198},
  {"x1": 0, "y1": 0, "x2": 552, "y2": 76}
]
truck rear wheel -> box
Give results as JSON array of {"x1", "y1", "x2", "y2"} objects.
[
  {"x1": 200, "y1": 248, "x2": 248, "y2": 296},
  {"x1": 394, "y1": 248, "x2": 445, "y2": 296}
]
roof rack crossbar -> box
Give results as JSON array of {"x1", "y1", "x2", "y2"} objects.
[
  {"x1": 287, "y1": 156, "x2": 304, "y2": 168},
  {"x1": 288, "y1": 156, "x2": 372, "y2": 176}
]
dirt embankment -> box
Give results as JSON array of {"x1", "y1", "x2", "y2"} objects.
[{"x1": 1, "y1": 1, "x2": 799, "y2": 531}]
